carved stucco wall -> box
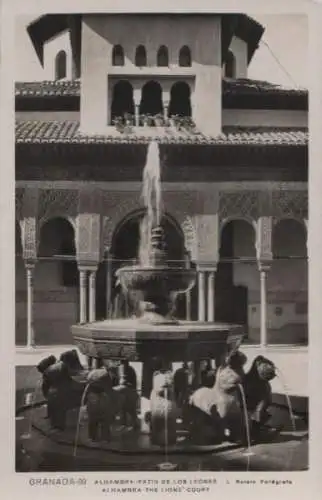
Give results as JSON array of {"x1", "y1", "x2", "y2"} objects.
[{"x1": 15, "y1": 186, "x2": 308, "y2": 264}]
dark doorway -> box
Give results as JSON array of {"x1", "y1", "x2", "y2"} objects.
[
  {"x1": 179, "y1": 46, "x2": 191, "y2": 67},
  {"x1": 111, "y1": 80, "x2": 135, "y2": 123},
  {"x1": 225, "y1": 50, "x2": 236, "y2": 78},
  {"x1": 139, "y1": 81, "x2": 163, "y2": 116},
  {"x1": 55, "y1": 51, "x2": 67, "y2": 80},
  {"x1": 112, "y1": 45, "x2": 124, "y2": 66},
  {"x1": 215, "y1": 220, "x2": 255, "y2": 332},
  {"x1": 168, "y1": 82, "x2": 192, "y2": 117},
  {"x1": 157, "y1": 46, "x2": 169, "y2": 67},
  {"x1": 135, "y1": 45, "x2": 147, "y2": 67}
]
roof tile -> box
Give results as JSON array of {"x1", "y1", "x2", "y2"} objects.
[{"x1": 15, "y1": 120, "x2": 308, "y2": 146}]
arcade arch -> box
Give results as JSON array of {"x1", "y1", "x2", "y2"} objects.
[
  {"x1": 35, "y1": 217, "x2": 78, "y2": 345},
  {"x1": 268, "y1": 218, "x2": 308, "y2": 345},
  {"x1": 215, "y1": 219, "x2": 257, "y2": 339},
  {"x1": 168, "y1": 81, "x2": 192, "y2": 117},
  {"x1": 55, "y1": 50, "x2": 67, "y2": 80},
  {"x1": 97, "y1": 210, "x2": 187, "y2": 319},
  {"x1": 111, "y1": 80, "x2": 135, "y2": 123},
  {"x1": 139, "y1": 80, "x2": 163, "y2": 117}
]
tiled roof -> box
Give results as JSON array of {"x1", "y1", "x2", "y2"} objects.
[
  {"x1": 15, "y1": 80, "x2": 80, "y2": 97},
  {"x1": 15, "y1": 78, "x2": 307, "y2": 98},
  {"x1": 15, "y1": 120, "x2": 308, "y2": 146}
]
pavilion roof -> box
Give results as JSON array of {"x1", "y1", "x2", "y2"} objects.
[{"x1": 15, "y1": 78, "x2": 308, "y2": 111}]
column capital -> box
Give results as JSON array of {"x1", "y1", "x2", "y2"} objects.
[
  {"x1": 133, "y1": 88, "x2": 142, "y2": 106},
  {"x1": 197, "y1": 262, "x2": 218, "y2": 272},
  {"x1": 258, "y1": 261, "x2": 271, "y2": 273},
  {"x1": 77, "y1": 262, "x2": 99, "y2": 272},
  {"x1": 24, "y1": 259, "x2": 37, "y2": 270}
]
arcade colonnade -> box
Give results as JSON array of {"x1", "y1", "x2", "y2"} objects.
[{"x1": 15, "y1": 184, "x2": 308, "y2": 348}]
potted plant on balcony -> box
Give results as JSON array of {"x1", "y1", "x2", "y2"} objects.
[
  {"x1": 113, "y1": 116, "x2": 124, "y2": 133},
  {"x1": 123, "y1": 113, "x2": 134, "y2": 134},
  {"x1": 141, "y1": 114, "x2": 149, "y2": 127},
  {"x1": 168, "y1": 114, "x2": 177, "y2": 128},
  {"x1": 154, "y1": 113, "x2": 164, "y2": 127},
  {"x1": 181, "y1": 116, "x2": 197, "y2": 133}
]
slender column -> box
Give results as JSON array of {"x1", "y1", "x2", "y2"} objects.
[
  {"x1": 207, "y1": 269, "x2": 216, "y2": 322},
  {"x1": 198, "y1": 270, "x2": 206, "y2": 321},
  {"x1": 259, "y1": 264, "x2": 270, "y2": 348},
  {"x1": 185, "y1": 253, "x2": 191, "y2": 321},
  {"x1": 133, "y1": 88, "x2": 142, "y2": 127},
  {"x1": 106, "y1": 251, "x2": 113, "y2": 318},
  {"x1": 162, "y1": 88, "x2": 170, "y2": 123},
  {"x1": 89, "y1": 269, "x2": 97, "y2": 322},
  {"x1": 26, "y1": 263, "x2": 35, "y2": 348},
  {"x1": 79, "y1": 268, "x2": 88, "y2": 323},
  {"x1": 163, "y1": 100, "x2": 169, "y2": 122}
]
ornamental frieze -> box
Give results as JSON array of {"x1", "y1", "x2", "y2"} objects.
[
  {"x1": 219, "y1": 190, "x2": 259, "y2": 224},
  {"x1": 271, "y1": 190, "x2": 308, "y2": 220},
  {"x1": 15, "y1": 188, "x2": 25, "y2": 221},
  {"x1": 38, "y1": 189, "x2": 79, "y2": 226}
]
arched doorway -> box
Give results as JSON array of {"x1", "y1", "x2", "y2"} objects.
[
  {"x1": 16, "y1": 220, "x2": 26, "y2": 345},
  {"x1": 111, "y1": 80, "x2": 135, "y2": 123},
  {"x1": 55, "y1": 50, "x2": 67, "y2": 80},
  {"x1": 112, "y1": 45, "x2": 124, "y2": 66},
  {"x1": 139, "y1": 81, "x2": 163, "y2": 117},
  {"x1": 101, "y1": 211, "x2": 186, "y2": 319},
  {"x1": 270, "y1": 219, "x2": 307, "y2": 345},
  {"x1": 168, "y1": 82, "x2": 192, "y2": 117},
  {"x1": 135, "y1": 45, "x2": 147, "y2": 67},
  {"x1": 36, "y1": 217, "x2": 78, "y2": 345},
  {"x1": 157, "y1": 45, "x2": 169, "y2": 67},
  {"x1": 225, "y1": 50, "x2": 236, "y2": 78},
  {"x1": 179, "y1": 46, "x2": 191, "y2": 67},
  {"x1": 216, "y1": 219, "x2": 257, "y2": 340}
]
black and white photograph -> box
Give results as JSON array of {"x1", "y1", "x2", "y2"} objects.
[{"x1": 12, "y1": 7, "x2": 310, "y2": 475}]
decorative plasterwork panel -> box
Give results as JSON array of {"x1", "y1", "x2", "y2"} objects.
[
  {"x1": 194, "y1": 214, "x2": 220, "y2": 266},
  {"x1": 271, "y1": 190, "x2": 308, "y2": 220},
  {"x1": 101, "y1": 192, "x2": 142, "y2": 250},
  {"x1": 76, "y1": 213, "x2": 101, "y2": 264},
  {"x1": 15, "y1": 188, "x2": 25, "y2": 221},
  {"x1": 38, "y1": 189, "x2": 79, "y2": 227},
  {"x1": 256, "y1": 216, "x2": 273, "y2": 262},
  {"x1": 219, "y1": 191, "x2": 259, "y2": 225},
  {"x1": 181, "y1": 216, "x2": 197, "y2": 258}
]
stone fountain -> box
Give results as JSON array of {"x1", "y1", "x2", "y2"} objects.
[
  {"x1": 16, "y1": 142, "x2": 307, "y2": 471},
  {"x1": 70, "y1": 141, "x2": 244, "y2": 448}
]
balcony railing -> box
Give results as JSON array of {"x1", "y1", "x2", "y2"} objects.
[{"x1": 112, "y1": 114, "x2": 197, "y2": 133}]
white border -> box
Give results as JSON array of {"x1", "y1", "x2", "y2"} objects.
[{"x1": 1, "y1": 1, "x2": 321, "y2": 499}]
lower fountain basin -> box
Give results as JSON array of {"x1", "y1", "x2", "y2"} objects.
[{"x1": 71, "y1": 320, "x2": 244, "y2": 361}]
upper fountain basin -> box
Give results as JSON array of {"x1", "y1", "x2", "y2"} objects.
[{"x1": 116, "y1": 266, "x2": 197, "y2": 295}]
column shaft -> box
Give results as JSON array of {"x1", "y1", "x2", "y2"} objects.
[
  {"x1": 79, "y1": 269, "x2": 87, "y2": 323},
  {"x1": 259, "y1": 267, "x2": 268, "y2": 347},
  {"x1": 198, "y1": 271, "x2": 206, "y2": 321},
  {"x1": 89, "y1": 270, "x2": 97, "y2": 322},
  {"x1": 26, "y1": 265, "x2": 35, "y2": 348},
  {"x1": 207, "y1": 271, "x2": 216, "y2": 322},
  {"x1": 106, "y1": 253, "x2": 113, "y2": 317}
]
